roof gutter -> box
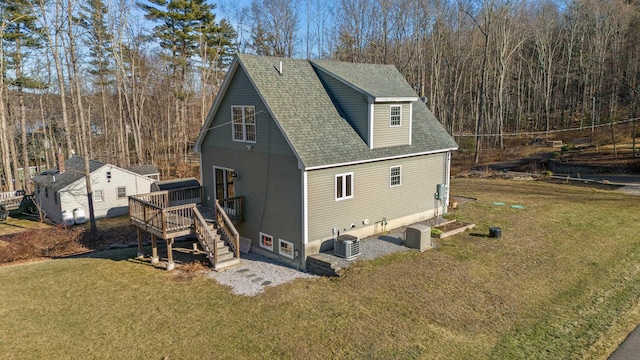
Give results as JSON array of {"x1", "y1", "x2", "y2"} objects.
[{"x1": 303, "y1": 146, "x2": 459, "y2": 171}]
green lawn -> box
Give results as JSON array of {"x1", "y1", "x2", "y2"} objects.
[{"x1": 1, "y1": 178, "x2": 640, "y2": 359}]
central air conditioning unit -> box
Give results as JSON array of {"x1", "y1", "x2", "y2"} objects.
[{"x1": 334, "y1": 234, "x2": 361, "y2": 260}]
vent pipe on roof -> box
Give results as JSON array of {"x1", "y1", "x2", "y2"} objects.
[{"x1": 279, "y1": 61, "x2": 283, "y2": 75}]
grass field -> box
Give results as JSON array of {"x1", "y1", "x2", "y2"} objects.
[{"x1": 1, "y1": 178, "x2": 640, "y2": 359}]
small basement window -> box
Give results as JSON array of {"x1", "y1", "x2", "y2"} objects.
[
  {"x1": 117, "y1": 187, "x2": 126, "y2": 199},
  {"x1": 279, "y1": 239, "x2": 294, "y2": 259},
  {"x1": 260, "y1": 232, "x2": 273, "y2": 251}
]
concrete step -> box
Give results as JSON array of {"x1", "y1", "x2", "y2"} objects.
[
  {"x1": 306, "y1": 254, "x2": 344, "y2": 277},
  {"x1": 213, "y1": 257, "x2": 241, "y2": 271}
]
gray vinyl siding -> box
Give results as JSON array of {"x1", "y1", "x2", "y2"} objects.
[
  {"x1": 373, "y1": 102, "x2": 411, "y2": 148},
  {"x1": 201, "y1": 66, "x2": 292, "y2": 156},
  {"x1": 314, "y1": 69, "x2": 369, "y2": 143},
  {"x1": 306, "y1": 152, "x2": 447, "y2": 242},
  {"x1": 200, "y1": 66, "x2": 303, "y2": 255}
]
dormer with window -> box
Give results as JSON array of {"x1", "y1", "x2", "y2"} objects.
[
  {"x1": 311, "y1": 61, "x2": 418, "y2": 149},
  {"x1": 369, "y1": 100, "x2": 415, "y2": 148}
]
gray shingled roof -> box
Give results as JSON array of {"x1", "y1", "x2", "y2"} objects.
[
  {"x1": 125, "y1": 165, "x2": 160, "y2": 176},
  {"x1": 32, "y1": 156, "x2": 106, "y2": 192},
  {"x1": 151, "y1": 178, "x2": 200, "y2": 191},
  {"x1": 235, "y1": 54, "x2": 457, "y2": 168},
  {"x1": 311, "y1": 60, "x2": 418, "y2": 99}
]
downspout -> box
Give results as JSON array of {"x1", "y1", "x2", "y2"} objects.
[
  {"x1": 369, "y1": 101, "x2": 374, "y2": 149},
  {"x1": 445, "y1": 151, "x2": 452, "y2": 213},
  {"x1": 301, "y1": 169, "x2": 308, "y2": 269}
]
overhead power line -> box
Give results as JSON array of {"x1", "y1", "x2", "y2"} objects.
[{"x1": 454, "y1": 117, "x2": 640, "y2": 138}]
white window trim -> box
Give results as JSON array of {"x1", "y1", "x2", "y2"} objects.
[
  {"x1": 231, "y1": 105, "x2": 257, "y2": 143},
  {"x1": 279, "y1": 238, "x2": 294, "y2": 259},
  {"x1": 390, "y1": 105, "x2": 402, "y2": 127},
  {"x1": 117, "y1": 187, "x2": 127, "y2": 199},
  {"x1": 94, "y1": 189, "x2": 104, "y2": 202},
  {"x1": 390, "y1": 165, "x2": 402, "y2": 188},
  {"x1": 259, "y1": 232, "x2": 273, "y2": 251},
  {"x1": 335, "y1": 172, "x2": 354, "y2": 201}
]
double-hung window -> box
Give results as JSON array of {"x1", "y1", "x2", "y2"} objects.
[
  {"x1": 335, "y1": 172, "x2": 354, "y2": 201},
  {"x1": 390, "y1": 105, "x2": 402, "y2": 126},
  {"x1": 94, "y1": 189, "x2": 104, "y2": 202},
  {"x1": 232, "y1": 106, "x2": 256, "y2": 142},
  {"x1": 390, "y1": 166, "x2": 402, "y2": 187}
]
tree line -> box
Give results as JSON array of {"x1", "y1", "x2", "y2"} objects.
[{"x1": 1, "y1": 0, "x2": 639, "y2": 193}]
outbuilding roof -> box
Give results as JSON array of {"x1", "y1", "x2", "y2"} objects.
[
  {"x1": 125, "y1": 165, "x2": 160, "y2": 177},
  {"x1": 32, "y1": 156, "x2": 106, "y2": 192},
  {"x1": 151, "y1": 178, "x2": 200, "y2": 191}
]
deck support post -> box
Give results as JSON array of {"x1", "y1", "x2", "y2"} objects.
[
  {"x1": 150, "y1": 234, "x2": 159, "y2": 264},
  {"x1": 136, "y1": 227, "x2": 144, "y2": 258},
  {"x1": 166, "y1": 238, "x2": 175, "y2": 271}
]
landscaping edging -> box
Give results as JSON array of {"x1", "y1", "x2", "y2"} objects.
[{"x1": 432, "y1": 220, "x2": 475, "y2": 239}]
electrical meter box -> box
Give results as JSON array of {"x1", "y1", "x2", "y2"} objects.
[{"x1": 435, "y1": 184, "x2": 448, "y2": 200}]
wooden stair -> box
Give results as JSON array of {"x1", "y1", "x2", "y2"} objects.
[
  {"x1": 193, "y1": 208, "x2": 240, "y2": 271},
  {"x1": 197, "y1": 230, "x2": 240, "y2": 270}
]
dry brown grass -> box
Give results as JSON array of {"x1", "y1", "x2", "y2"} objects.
[
  {"x1": 1, "y1": 179, "x2": 639, "y2": 359},
  {"x1": 0, "y1": 226, "x2": 88, "y2": 264}
]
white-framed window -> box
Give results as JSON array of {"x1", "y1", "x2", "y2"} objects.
[
  {"x1": 279, "y1": 238, "x2": 294, "y2": 259},
  {"x1": 117, "y1": 187, "x2": 127, "y2": 199},
  {"x1": 232, "y1": 106, "x2": 256, "y2": 143},
  {"x1": 335, "y1": 172, "x2": 354, "y2": 201},
  {"x1": 390, "y1": 105, "x2": 402, "y2": 126},
  {"x1": 259, "y1": 232, "x2": 273, "y2": 251},
  {"x1": 390, "y1": 166, "x2": 402, "y2": 187},
  {"x1": 94, "y1": 190, "x2": 104, "y2": 202}
]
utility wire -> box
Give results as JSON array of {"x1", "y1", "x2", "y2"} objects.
[{"x1": 454, "y1": 117, "x2": 640, "y2": 137}]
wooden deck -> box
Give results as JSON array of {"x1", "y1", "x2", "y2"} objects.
[
  {"x1": 128, "y1": 188, "x2": 243, "y2": 271},
  {"x1": 1, "y1": 191, "x2": 26, "y2": 220}
]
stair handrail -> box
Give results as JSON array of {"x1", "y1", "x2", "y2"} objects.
[
  {"x1": 193, "y1": 208, "x2": 218, "y2": 263},
  {"x1": 215, "y1": 200, "x2": 240, "y2": 259}
]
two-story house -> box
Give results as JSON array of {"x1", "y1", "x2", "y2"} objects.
[{"x1": 195, "y1": 54, "x2": 457, "y2": 269}]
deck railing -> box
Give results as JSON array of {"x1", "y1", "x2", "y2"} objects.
[
  {"x1": 129, "y1": 194, "x2": 196, "y2": 238},
  {"x1": 215, "y1": 199, "x2": 240, "y2": 259},
  {"x1": 193, "y1": 208, "x2": 218, "y2": 263},
  {"x1": 162, "y1": 204, "x2": 196, "y2": 235},
  {"x1": 0, "y1": 190, "x2": 24, "y2": 202},
  {"x1": 168, "y1": 186, "x2": 202, "y2": 206},
  {"x1": 218, "y1": 196, "x2": 243, "y2": 222}
]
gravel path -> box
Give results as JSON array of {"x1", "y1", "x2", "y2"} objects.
[
  {"x1": 206, "y1": 218, "x2": 446, "y2": 297},
  {"x1": 207, "y1": 252, "x2": 317, "y2": 296}
]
